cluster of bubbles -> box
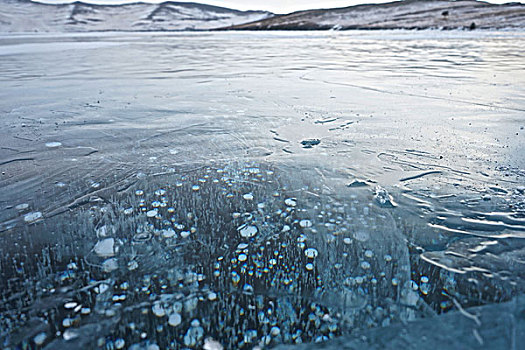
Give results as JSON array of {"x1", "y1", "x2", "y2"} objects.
[{"x1": 0, "y1": 162, "x2": 433, "y2": 349}]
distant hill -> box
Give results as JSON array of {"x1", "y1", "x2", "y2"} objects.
[
  {"x1": 0, "y1": 0, "x2": 524, "y2": 32},
  {"x1": 225, "y1": 0, "x2": 525, "y2": 30},
  {"x1": 0, "y1": 0, "x2": 272, "y2": 32}
]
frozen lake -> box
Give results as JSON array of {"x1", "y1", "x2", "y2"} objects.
[{"x1": 0, "y1": 30, "x2": 524, "y2": 349}]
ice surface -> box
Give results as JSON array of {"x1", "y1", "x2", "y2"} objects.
[{"x1": 0, "y1": 30, "x2": 524, "y2": 349}]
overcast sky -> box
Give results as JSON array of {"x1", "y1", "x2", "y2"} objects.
[{"x1": 37, "y1": 0, "x2": 515, "y2": 14}]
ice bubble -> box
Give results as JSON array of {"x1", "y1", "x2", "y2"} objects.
[
  {"x1": 102, "y1": 258, "x2": 118, "y2": 272},
  {"x1": 94, "y1": 238, "x2": 116, "y2": 257},
  {"x1": 409, "y1": 280, "x2": 419, "y2": 291},
  {"x1": 204, "y1": 338, "x2": 223, "y2": 350},
  {"x1": 243, "y1": 193, "x2": 254, "y2": 200},
  {"x1": 238, "y1": 253, "x2": 248, "y2": 262},
  {"x1": 244, "y1": 330, "x2": 258, "y2": 343},
  {"x1": 64, "y1": 301, "x2": 78, "y2": 309},
  {"x1": 15, "y1": 203, "x2": 29, "y2": 211},
  {"x1": 285, "y1": 198, "x2": 297, "y2": 207},
  {"x1": 146, "y1": 209, "x2": 158, "y2": 218},
  {"x1": 184, "y1": 320, "x2": 204, "y2": 346},
  {"x1": 238, "y1": 224, "x2": 258, "y2": 238},
  {"x1": 300, "y1": 219, "x2": 313, "y2": 228},
  {"x1": 305, "y1": 263, "x2": 314, "y2": 271},
  {"x1": 96, "y1": 283, "x2": 109, "y2": 294},
  {"x1": 360, "y1": 261, "x2": 371, "y2": 270},
  {"x1": 106, "y1": 309, "x2": 116, "y2": 317},
  {"x1": 115, "y1": 338, "x2": 125, "y2": 349},
  {"x1": 45, "y1": 141, "x2": 62, "y2": 148},
  {"x1": 421, "y1": 276, "x2": 429, "y2": 283},
  {"x1": 62, "y1": 329, "x2": 79, "y2": 341},
  {"x1": 168, "y1": 313, "x2": 182, "y2": 327},
  {"x1": 135, "y1": 190, "x2": 144, "y2": 196},
  {"x1": 304, "y1": 248, "x2": 319, "y2": 259},
  {"x1": 152, "y1": 303, "x2": 166, "y2": 317},
  {"x1": 162, "y1": 229, "x2": 176, "y2": 238},
  {"x1": 155, "y1": 189, "x2": 166, "y2": 196},
  {"x1": 353, "y1": 231, "x2": 369, "y2": 242},
  {"x1": 34, "y1": 332, "x2": 47, "y2": 345},
  {"x1": 343, "y1": 237, "x2": 352, "y2": 245},
  {"x1": 364, "y1": 250, "x2": 374, "y2": 258},
  {"x1": 180, "y1": 231, "x2": 191, "y2": 238},
  {"x1": 208, "y1": 292, "x2": 217, "y2": 301},
  {"x1": 232, "y1": 272, "x2": 241, "y2": 285},
  {"x1": 192, "y1": 185, "x2": 200, "y2": 191},
  {"x1": 24, "y1": 211, "x2": 42, "y2": 223}
]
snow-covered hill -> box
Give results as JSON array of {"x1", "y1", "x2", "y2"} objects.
[
  {"x1": 0, "y1": 0, "x2": 272, "y2": 32},
  {"x1": 1, "y1": 0, "x2": 524, "y2": 32},
  {"x1": 228, "y1": 0, "x2": 525, "y2": 30}
]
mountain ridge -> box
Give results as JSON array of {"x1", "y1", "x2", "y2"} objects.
[
  {"x1": 0, "y1": 0, "x2": 273, "y2": 32},
  {"x1": 1, "y1": 0, "x2": 524, "y2": 32},
  {"x1": 224, "y1": 0, "x2": 525, "y2": 30}
]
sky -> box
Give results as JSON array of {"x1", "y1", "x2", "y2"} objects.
[{"x1": 36, "y1": 0, "x2": 516, "y2": 14}]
